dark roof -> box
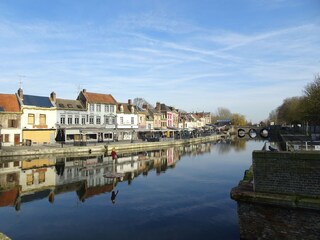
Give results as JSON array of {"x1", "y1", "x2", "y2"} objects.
[
  {"x1": 23, "y1": 95, "x2": 54, "y2": 108},
  {"x1": 56, "y1": 98, "x2": 85, "y2": 110},
  {"x1": 117, "y1": 103, "x2": 137, "y2": 114}
]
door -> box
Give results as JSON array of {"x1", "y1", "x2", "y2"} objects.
[{"x1": 14, "y1": 134, "x2": 20, "y2": 145}]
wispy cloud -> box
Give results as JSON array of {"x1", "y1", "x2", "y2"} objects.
[{"x1": 0, "y1": 2, "x2": 319, "y2": 122}]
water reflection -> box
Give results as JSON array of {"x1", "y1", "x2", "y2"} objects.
[{"x1": 0, "y1": 142, "x2": 231, "y2": 212}]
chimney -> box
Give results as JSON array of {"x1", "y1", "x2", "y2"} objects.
[
  {"x1": 128, "y1": 99, "x2": 132, "y2": 105},
  {"x1": 83, "y1": 89, "x2": 86, "y2": 93},
  {"x1": 156, "y1": 102, "x2": 161, "y2": 112},
  {"x1": 17, "y1": 88, "x2": 23, "y2": 100},
  {"x1": 50, "y1": 92, "x2": 56, "y2": 103}
]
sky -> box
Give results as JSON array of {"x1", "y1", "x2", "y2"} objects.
[{"x1": 0, "y1": 0, "x2": 319, "y2": 123}]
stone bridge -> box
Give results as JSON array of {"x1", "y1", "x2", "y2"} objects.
[{"x1": 235, "y1": 126, "x2": 269, "y2": 139}]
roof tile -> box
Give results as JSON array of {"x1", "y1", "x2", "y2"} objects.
[
  {"x1": 83, "y1": 92, "x2": 117, "y2": 104},
  {"x1": 0, "y1": 94, "x2": 20, "y2": 112}
]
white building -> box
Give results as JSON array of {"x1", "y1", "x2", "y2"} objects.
[{"x1": 116, "y1": 100, "x2": 139, "y2": 141}]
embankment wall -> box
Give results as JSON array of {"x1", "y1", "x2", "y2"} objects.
[
  {"x1": 0, "y1": 135, "x2": 222, "y2": 160},
  {"x1": 253, "y1": 151, "x2": 320, "y2": 197}
]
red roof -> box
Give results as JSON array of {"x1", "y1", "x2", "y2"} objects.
[
  {"x1": 82, "y1": 91, "x2": 117, "y2": 104},
  {"x1": 0, "y1": 94, "x2": 20, "y2": 112},
  {"x1": 0, "y1": 188, "x2": 19, "y2": 207}
]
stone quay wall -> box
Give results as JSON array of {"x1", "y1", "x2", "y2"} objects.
[
  {"x1": 253, "y1": 151, "x2": 320, "y2": 197},
  {"x1": 237, "y1": 202, "x2": 320, "y2": 240},
  {"x1": 0, "y1": 135, "x2": 222, "y2": 160}
]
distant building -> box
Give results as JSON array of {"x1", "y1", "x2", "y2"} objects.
[
  {"x1": 76, "y1": 89, "x2": 118, "y2": 142},
  {"x1": 0, "y1": 93, "x2": 21, "y2": 146},
  {"x1": 50, "y1": 91, "x2": 87, "y2": 144},
  {"x1": 116, "y1": 99, "x2": 138, "y2": 141},
  {"x1": 16, "y1": 88, "x2": 56, "y2": 145}
]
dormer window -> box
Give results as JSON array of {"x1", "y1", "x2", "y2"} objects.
[
  {"x1": 131, "y1": 106, "x2": 135, "y2": 113},
  {"x1": 120, "y1": 105, "x2": 124, "y2": 113}
]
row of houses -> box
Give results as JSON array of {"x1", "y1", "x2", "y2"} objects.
[{"x1": 0, "y1": 88, "x2": 212, "y2": 146}]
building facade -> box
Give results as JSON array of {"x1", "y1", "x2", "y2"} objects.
[
  {"x1": 17, "y1": 88, "x2": 56, "y2": 145},
  {"x1": 0, "y1": 94, "x2": 21, "y2": 146}
]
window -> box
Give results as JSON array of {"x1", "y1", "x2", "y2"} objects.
[
  {"x1": 5, "y1": 134, "x2": 9, "y2": 142},
  {"x1": 28, "y1": 114, "x2": 35, "y2": 124},
  {"x1": 39, "y1": 171, "x2": 45, "y2": 184},
  {"x1": 120, "y1": 117, "x2": 123, "y2": 124},
  {"x1": 75, "y1": 116, "x2": 79, "y2": 124},
  {"x1": 8, "y1": 119, "x2": 17, "y2": 128},
  {"x1": 60, "y1": 115, "x2": 66, "y2": 124},
  {"x1": 90, "y1": 104, "x2": 95, "y2": 112},
  {"x1": 40, "y1": 114, "x2": 46, "y2": 125},
  {"x1": 67, "y1": 104, "x2": 73, "y2": 108},
  {"x1": 27, "y1": 174, "x2": 34, "y2": 185},
  {"x1": 131, "y1": 117, "x2": 134, "y2": 124},
  {"x1": 68, "y1": 115, "x2": 72, "y2": 125},
  {"x1": 82, "y1": 117, "x2": 86, "y2": 125},
  {"x1": 112, "y1": 117, "x2": 116, "y2": 124},
  {"x1": 89, "y1": 116, "x2": 94, "y2": 124},
  {"x1": 96, "y1": 116, "x2": 101, "y2": 125},
  {"x1": 105, "y1": 105, "x2": 109, "y2": 112},
  {"x1": 110, "y1": 105, "x2": 114, "y2": 113},
  {"x1": 96, "y1": 104, "x2": 101, "y2": 112},
  {"x1": 109, "y1": 117, "x2": 113, "y2": 125}
]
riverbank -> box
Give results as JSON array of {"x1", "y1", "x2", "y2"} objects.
[{"x1": 0, "y1": 134, "x2": 223, "y2": 160}]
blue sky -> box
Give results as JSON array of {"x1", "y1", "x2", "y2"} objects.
[{"x1": 0, "y1": 0, "x2": 319, "y2": 123}]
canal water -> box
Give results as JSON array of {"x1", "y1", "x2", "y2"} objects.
[{"x1": 0, "y1": 139, "x2": 261, "y2": 240}]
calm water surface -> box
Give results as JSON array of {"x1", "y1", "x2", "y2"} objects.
[{"x1": 0, "y1": 140, "x2": 261, "y2": 240}]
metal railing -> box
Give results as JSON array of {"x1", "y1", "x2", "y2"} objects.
[{"x1": 286, "y1": 141, "x2": 320, "y2": 151}]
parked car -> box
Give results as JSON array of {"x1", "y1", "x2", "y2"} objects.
[{"x1": 145, "y1": 136, "x2": 160, "y2": 142}]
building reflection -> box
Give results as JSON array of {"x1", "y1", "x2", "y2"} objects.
[{"x1": 0, "y1": 142, "x2": 214, "y2": 211}]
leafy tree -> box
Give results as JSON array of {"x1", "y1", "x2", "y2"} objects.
[
  {"x1": 303, "y1": 74, "x2": 320, "y2": 124},
  {"x1": 276, "y1": 97, "x2": 304, "y2": 125},
  {"x1": 231, "y1": 113, "x2": 246, "y2": 126}
]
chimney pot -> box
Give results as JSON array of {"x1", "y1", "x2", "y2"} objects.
[
  {"x1": 17, "y1": 88, "x2": 23, "y2": 100},
  {"x1": 50, "y1": 92, "x2": 56, "y2": 102}
]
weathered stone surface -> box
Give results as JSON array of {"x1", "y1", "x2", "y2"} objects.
[
  {"x1": 253, "y1": 151, "x2": 320, "y2": 197},
  {"x1": 237, "y1": 202, "x2": 320, "y2": 240}
]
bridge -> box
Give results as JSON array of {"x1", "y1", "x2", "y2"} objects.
[{"x1": 234, "y1": 126, "x2": 269, "y2": 139}]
